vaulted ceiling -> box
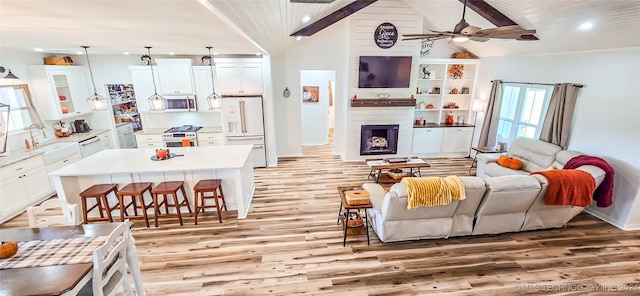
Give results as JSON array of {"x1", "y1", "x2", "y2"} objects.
[{"x1": 1, "y1": 0, "x2": 639, "y2": 58}]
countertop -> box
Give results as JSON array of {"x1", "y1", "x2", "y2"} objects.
[
  {"x1": 413, "y1": 123, "x2": 475, "y2": 128},
  {"x1": 133, "y1": 126, "x2": 223, "y2": 135},
  {"x1": 49, "y1": 145, "x2": 252, "y2": 176},
  {"x1": 0, "y1": 129, "x2": 109, "y2": 167}
]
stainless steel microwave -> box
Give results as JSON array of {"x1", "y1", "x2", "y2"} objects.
[{"x1": 163, "y1": 95, "x2": 197, "y2": 112}]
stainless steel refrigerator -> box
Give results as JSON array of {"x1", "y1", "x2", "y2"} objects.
[{"x1": 221, "y1": 95, "x2": 266, "y2": 167}]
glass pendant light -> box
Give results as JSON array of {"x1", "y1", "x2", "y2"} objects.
[
  {"x1": 81, "y1": 46, "x2": 108, "y2": 111},
  {"x1": 145, "y1": 46, "x2": 164, "y2": 111},
  {"x1": 205, "y1": 46, "x2": 221, "y2": 110}
]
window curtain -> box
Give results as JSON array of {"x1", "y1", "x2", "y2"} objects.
[
  {"x1": 539, "y1": 83, "x2": 582, "y2": 149},
  {"x1": 477, "y1": 80, "x2": 504, "y2": 148},
  {"x1": 19, "y1": 85, "x2": 44, "y2": 128}
]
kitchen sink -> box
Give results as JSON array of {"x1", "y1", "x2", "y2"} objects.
[{"x1": 34, "y1": 142, "x2": 81, "y2": 164}]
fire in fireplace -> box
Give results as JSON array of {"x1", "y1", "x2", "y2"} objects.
[{"x1": 360, "y1": 124, "x2": 399, "y2": 155}]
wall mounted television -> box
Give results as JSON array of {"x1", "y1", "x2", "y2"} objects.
[{"x1": 358, "y1": 56, "x2": 412, "y2": 88}]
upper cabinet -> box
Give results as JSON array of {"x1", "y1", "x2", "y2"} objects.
[
  {"x1": 27, "y1": 66, "x2": 92, "y2": 120},
  {"x1": 129, "y1": 66, "x2": 159, "y2": 112},
  {"x1": 156, "y1": 58, "x2": 194, "y2": 95},
  {"x1": 413, "y1": 59, "x2": 478, "y2": 125},
  {"x1": 215, "y1": 62, "x2": 263, "y2": 95}
]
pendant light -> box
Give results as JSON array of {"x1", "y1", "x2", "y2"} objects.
[
  {"x1": 205, "y1": 46, "x2": 221, "y2": 110},
  {"x1": 145, "y1": 46, "x2": 165, "y2": 111},
  {"x1": 81, "y1": 46, "x2": 108, "y2": 111}
]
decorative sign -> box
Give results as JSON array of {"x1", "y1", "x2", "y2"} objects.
[
  {"x1": 420, "y1": 40, "x2": 435, "y2": 57},
  {"x1": 374, "y1": 23, "x2": 398, "y2": 49}
]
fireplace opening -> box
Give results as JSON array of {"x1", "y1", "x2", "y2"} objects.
[{"x1": 360, "y1": 124, "x2": 399, "y2": 155}]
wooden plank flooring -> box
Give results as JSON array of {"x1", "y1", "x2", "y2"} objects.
[{"x1": 2, "y1": 141, "x2": 640, "y2": 295}]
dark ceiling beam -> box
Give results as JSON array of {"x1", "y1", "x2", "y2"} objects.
[
  {"x1": 459, "y1": 0, "x2": 538, "y2": 40},
  {"x1": 290, "y1": 0, "x2": 377, "y2": 37}
]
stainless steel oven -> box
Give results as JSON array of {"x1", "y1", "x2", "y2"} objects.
[
  {"x1": 163, "y1": 95, "x2": 197, "y2": 112},
  {"x1": 162, "y1": 125, "x2": 201, "y2": 147}
]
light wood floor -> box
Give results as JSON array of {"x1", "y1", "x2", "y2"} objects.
[{"x1": 2, "y1": 142, "x2": 640, "y2": 295}]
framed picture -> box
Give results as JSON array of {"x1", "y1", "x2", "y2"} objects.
[
  {"x1": 461, "y1": 87, "x2": 470, "y2": 94},
  {"x1": 432, "y1": 87, "x2": 441, "y2": 94},
  {"x1": 302, "y1": 86, "x2": 319, "y2": 103}
]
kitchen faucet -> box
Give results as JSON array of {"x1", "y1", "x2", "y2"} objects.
[{"x1": 28, "y1": 123, "x2": 47, "y2": 148}]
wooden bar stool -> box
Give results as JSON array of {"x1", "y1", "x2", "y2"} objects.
[
  {"x1": 152, "y1": 181, "x2": 192, "y2": 227},
  {"x1": 79, "y1": 184, "x2": 119, "y2": 224},
  {"x1": 194, "y1": 179, "x2": 227, "y2": 224},
  {"x1": 116, "y1": 182, "x2": 154, "y2": 228}
]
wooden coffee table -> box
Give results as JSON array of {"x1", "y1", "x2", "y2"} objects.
[
  {"x1": 337, "y1": 186, "x2": 372, "y2": 246},
  {"x1": 366, "y1": 157, "x2": 430, "y2": 185}
]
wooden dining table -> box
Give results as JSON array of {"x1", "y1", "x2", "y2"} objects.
[{"x1": 0, "y1": 223, "x2": 145, "y2": 296}]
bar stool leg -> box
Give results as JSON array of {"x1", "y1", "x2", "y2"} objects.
[
  {"x1": 212, "y1": 190, "x2": 222, "y2": 223},
  {"x1": 172, "y1": 193, "x2": 184, "y2": 226},
  {"x1": 118, "y1": 195, "x2": 127, "y2": 223},
  {"x1": 81, "y1": 197, "x2": 89, "y2": 224},
  {"x1": 194, "y1": 191, "x2": 201, "y2": 225},
  {"x1": 153, "y1": 193, "x2": 160, "y2": 228},
  {"x1": 101, "y1": 195, "x2": 114, "y2": 222},
  {"x1": 137, "y1": 193, "x2": 150, "y2": 228},
  {"x1": 180, "y1": 185, "x2": 192, "y2": 213},
  {"x1": 218, "y1": 185, "x2": 227, "y2": 211}
]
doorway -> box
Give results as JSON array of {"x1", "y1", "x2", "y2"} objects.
[{"x1": 300, "y1": 70, "x2": 335, "y2": 146}]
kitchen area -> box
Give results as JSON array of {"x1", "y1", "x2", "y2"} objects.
[{"x1": 0, "y1": 54, "x2": 273, "y2": 224}]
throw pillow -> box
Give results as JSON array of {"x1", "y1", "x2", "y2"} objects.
[{"x1": 497, "y1": 155, "x2": 524, "y2": 170}]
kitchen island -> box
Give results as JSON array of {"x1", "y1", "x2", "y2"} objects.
[{"x1": 48, "y1": 145, "x2": 255, "y2": 219}]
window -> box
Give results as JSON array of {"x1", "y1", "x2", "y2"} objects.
[
  {"x1": 496, "y1": 84, "x2": 553, "y2": 145},
  {"x1": 0, "y1": 85, "x2": 40, "y2": 133}
]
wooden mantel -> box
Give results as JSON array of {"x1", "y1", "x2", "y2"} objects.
[{"x1": 350, "y1": 98, "x2": 416, "y2": 107}]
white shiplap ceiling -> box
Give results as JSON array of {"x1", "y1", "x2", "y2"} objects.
[{"x1": 0, "y1": 0, "x2": 639, "y2": 58}]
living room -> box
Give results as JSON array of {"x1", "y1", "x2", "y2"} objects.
[{"x1": 1, "y1": 0, "x2": 639, "y2": 294}]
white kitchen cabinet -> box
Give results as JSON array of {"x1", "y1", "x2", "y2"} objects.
[
  {"x1": 129, "y1": 66, "x2": 159, "y2": 112},
  {"x1": 441, "y1": 127, "x2": 474, "y2": 153},
  {"x1": 192, "y1": 66, "x2": 218, "y2": 111},
  {"x1": 411, "y1": 128, "x2": 444, "y2": 154},
  {"x1": 197, "y1": 132, "x2": 224, "y2": 146},
  {"x1": 0, "y1": 156, "x2": 53, "y2": 222},
  {"x1": 97, "y1": 131, "x2": 115, "y2": 149},
  {"x1": 117, "y1": 123, "x2": 137, "y2": 148},
  {"x1": 215, "y1": 63, "x2": 263, "y2": 95},
  {"x1": 135, "y1": 134, "x2": 163, "y2": 149},
  {"x1": 156, "y1": 58, "x2": 194, "y2": 95},
  {"x1": 27, "y1": 66, "x2": 92, "y2": 120}
]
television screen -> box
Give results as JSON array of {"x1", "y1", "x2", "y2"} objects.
[{"x1": 358, "y1": 56, "x2": 412, "y2": 88}]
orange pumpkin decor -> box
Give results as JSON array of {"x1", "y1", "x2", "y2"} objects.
[
  {"x1": 497, "y1": 155, "x2": 524, "y2": 170},
  {"x1": 0, "y1": 241, "x2": 18, "y2": 259}
]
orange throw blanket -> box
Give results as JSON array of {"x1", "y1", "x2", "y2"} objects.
[{"x1": 531, "y1": 170, "x2": 596, "y2": 207}]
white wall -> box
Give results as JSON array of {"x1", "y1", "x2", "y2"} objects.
[
  {"x1": 301, "y1": 70, "x2": 334, "y2": 146},
  {"x1": 476, "y1": 47, "x2": 640, "y2": 230},
  {"x1": 271, "y1": 20, "x2": 350, "y2": 157}
]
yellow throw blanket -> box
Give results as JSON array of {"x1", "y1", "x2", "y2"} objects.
[{"x1": 402, "y1": 176, "x2": 466, "y2": 210}]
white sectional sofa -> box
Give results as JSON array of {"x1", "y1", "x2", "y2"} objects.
[{"x1": 363, "y1": 170, "x2": 603, "y2": 243}]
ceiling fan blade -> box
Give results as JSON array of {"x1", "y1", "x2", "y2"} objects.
[
  {"x1": 402, "y1": 35, "x2": 449, "y2": 41},
  {"x1": 428, "y1": 29, "x2": 454, "y2": 35}
]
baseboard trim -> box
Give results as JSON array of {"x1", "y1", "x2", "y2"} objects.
[{"x1": 584, "y1": 208, "x2": 637, "y2": 230}]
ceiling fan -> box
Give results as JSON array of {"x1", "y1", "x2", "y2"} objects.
[{"x1": 402, "y1": 0, "x2": 536, "y2": 42}]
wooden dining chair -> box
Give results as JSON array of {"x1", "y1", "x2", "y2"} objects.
[
  {"x1": 26, "y1": 199, "x2": 80, "y2": 227},
  {"x1": 90, "y1": 222, "x2": 133, "y2": 296}
]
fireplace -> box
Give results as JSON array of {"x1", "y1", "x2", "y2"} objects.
[{"x1": 360, "y1": 124, "x2": 399, "y2": 155}]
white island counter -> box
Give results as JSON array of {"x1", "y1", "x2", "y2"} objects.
[{"x1": 49, "y1": 146, "x2": 255, "y2": 219}]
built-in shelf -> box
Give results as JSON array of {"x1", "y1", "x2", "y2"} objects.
[{"x1": 350, "y1": 98, "x2": 416, "y2": 107}]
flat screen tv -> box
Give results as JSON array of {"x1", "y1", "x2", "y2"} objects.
[{"x1": 358, "y1": 56, "x2": 412, "y2": 88}]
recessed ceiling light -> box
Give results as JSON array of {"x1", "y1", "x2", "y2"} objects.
[
  {"x1": 34, "y1": 47, "x2": 43, "y2": 52},
  {"x1": 169, "y1": 52, "x2": 175, "y2": 55},
  {"x1": 213, "y1": 52, "x2": 219, "y2": 55},
  {"x1": 123, "y1": 52, "x2": 130, "y2": 55},
  {"x1": 579, "y1": 22, "x2": 593, "y2": 30},
  {"x1": 296, "y1": 36, "x2": 302, "y2": 41},
  {"x1": 255, "y1": 53, "x2": 261, "y2": 56},
  {"x1": 76, "y1": 51, "x2": 83, "y2": 55},
  {"x1": 302, "y1": 15, "x2": 311, "y2": 23}
]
